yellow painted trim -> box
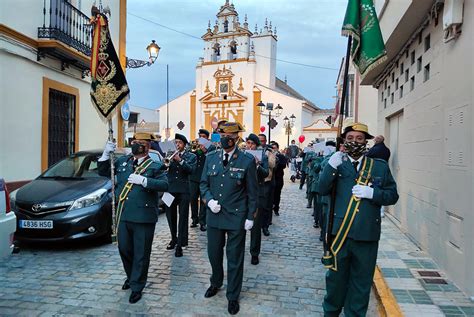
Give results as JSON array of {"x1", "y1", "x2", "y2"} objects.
[
  {"x1": 202, "y1": 58, "x2": 249, "y2": 66},
  {"x1": 42, "y1": 77, "x2": 80, "y2": 171},
  {"x1": 117, "y1": 0, "x2": 127, "y2": 147},
  {"x1": 204, "y1": 110, "x2": 211, "y2": 132},
  {"x1": 253, "y1": 89, "x2": 262, "y2": 134},
  {"x1": 201, "y1": 99, "x2": 246, "y2": 105},
  {"x1": 190, "y1": 92, "x2": 197, "y2": 138},
  {"x1": 236, "y1": 109, "x2": 244, "y2": 125},
  {"x1": 373, "y1": 266, "x2": 404, "y2": 317},
  {"x1": 0, "y1": 24, "x2": 38, "y2": 48}
]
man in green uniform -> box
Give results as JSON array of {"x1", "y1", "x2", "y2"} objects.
[
  {"x1": 319, "y1": 141, "x2": 336, "y2": 242},
  {"x1": 319, "y1": 123, "x2": 399, "y2": 316},
  {"x1": 189, "y1": 129, "x2": 215, "y2": 232},
  {"x1": 245, "y1": 133, "x2": 269, "y2": 265},
  {"x1": 98, "y1": 133, "x2": 168, "y2": 304},
  {"x1": 259, "y1": 134, "x2": 276, "y2": 236},
  {"x1": 165, "y1": 133, "x2": 197, "y2": 257},
  {"x1": 200, "y1": 122, "x2": 258, "y2": 315},
  {"x1": 309, "y1": 154, "x2": 323, "y2": 228}
]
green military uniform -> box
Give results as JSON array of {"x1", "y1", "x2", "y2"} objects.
[
  {"x1": 98, "y1": 149, "x2": 168, "y2": 293},
  {"x1": 319, "y1": 154, "x2": 398, "y2": 316},
  {"x1": 305, "y1": 151, "x2": 317, "y2": 207},
  {"x1": 249, "y1": 147, "x2": 269, "y2": 258},
  {"x1": 319, "y1": 155, "x2": 331, "y2": 242},
  {"x1": 200, "y1": 147, "x2": 258, "y2": 301},
  {"x1": 309, "y1": 155, "x2": 323, "y2": 227},
  {"x1": 166, "y1": 139, "x2": 197, "y2": 250},
  {"x1": 190, "y1": 142, "x2": 216, "y2": 228}
]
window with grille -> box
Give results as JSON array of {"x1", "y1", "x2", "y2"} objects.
[{"x1": 48, "y1": 89, "x2": 76, "y2": 167}]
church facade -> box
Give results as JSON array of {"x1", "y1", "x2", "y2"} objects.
[{"x1": 157, "y1": 1, "x2": 329, "y2": 147}]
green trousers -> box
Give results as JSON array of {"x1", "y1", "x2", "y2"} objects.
[
  {"x1": 207, "y1": 226, "x2": 246, "y2": 301},
  {"x1": 250, "y1": 207, "x2": 264, "y2": 256},
  {"x1": 117, "y1": 221, "x2": 156, "y2": 292},
  {"x1": 323, "y1": 238, "x2": 379, "y2": 317}
]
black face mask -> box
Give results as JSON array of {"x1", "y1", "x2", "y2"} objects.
[
  {"x1": 344, "y1": 141, "x2": 366, "y2": 158},
  {"x1": 220, "y1": 136, "x2": 235, "y2": 150},
  {"x1": 131, "y1": 143, "x2": 146, "y2": 155}
]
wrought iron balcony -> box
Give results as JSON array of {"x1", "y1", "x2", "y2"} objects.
[{"x1": 38, "y1": 0, "x2": 92, "y2": 72}]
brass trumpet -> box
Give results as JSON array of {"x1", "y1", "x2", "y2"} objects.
[{"x1": 163, "y1": 150, "x2": 179, "y2": 167}]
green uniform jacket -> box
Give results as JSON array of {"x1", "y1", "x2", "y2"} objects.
[
  {"x1": 318, "y1": 155, "x2": 399, "y2": 241},
  {"x1": 200, "y1": 148, "x2": 258, "y2": 230},
  {"x1": 254, "y1": 149, "x2": 269, "y2": 207},
  {"x1": 98, "y1": 155, "x2": 168, "y2": 223},
  {"x1": 310, "y1": 156, "x2": 323, "y2": 193},
  {"x1": 167, "y1": 151, "x2": 197, "y2": 193},
  {"x1": 189, "y1": 145, "x2": 216, "y2": 183}
]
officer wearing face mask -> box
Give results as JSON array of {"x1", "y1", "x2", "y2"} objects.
[
  {"x1": 318, "y1": 123, "x2": 399, "y2": 316},
  {"x1": 98, "y1": 133, "x2": 168, "y2": 304},
  {"x1": 200, "y1": 121, "x2": 258, "y2": 315}
]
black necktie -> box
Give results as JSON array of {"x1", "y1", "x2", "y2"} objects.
[
  {"x1": 352, "y1": 161, "x2": 359, "y2": 173},
  {"x1": 223, "y1": 153, "x2": 229, "y2": 167},
  {"x1": 133, "y1": 159, "x2": 138, "y2": 170}
]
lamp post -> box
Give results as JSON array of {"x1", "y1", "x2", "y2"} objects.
[
  {"x1": 257, "y1": 101, "x2": 283, "y2": 142},
  {"x1": 283, "y1": 114, "x2": 296, "y2": 147},
  {"x1": 126, "y1": 40, "x2": 161, "y2": 68}
]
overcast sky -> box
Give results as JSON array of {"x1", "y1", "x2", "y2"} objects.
[{"x1": 125, "y1": 0, "x2": 348, "y2": 110}]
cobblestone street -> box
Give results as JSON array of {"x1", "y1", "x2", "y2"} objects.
[{"x1": 0, "y1": 181, "x2": 378, "y2": 316}]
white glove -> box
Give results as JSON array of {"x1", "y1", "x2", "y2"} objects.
[
  {"x1": 352, "y1": 185, "x2": 374, "y2": 199},
  {"x1": 128, "y1": 174, "x2": 147, "y2": 187},
  {"x1": 208, "y1": 199, "x2": 221, "y2": 214},
  {"x1": 328, "y1": 151, "x2": 344, "y2": 169},
  {"x1": 99, "y1": 141, "x2": 117, "y2": 161},
  {"x1": 244, "y1": 219, "x2": 254, "y2": 230}
]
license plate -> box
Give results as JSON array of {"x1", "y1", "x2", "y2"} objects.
[{"x1": 19, "y1": 220, "x2": 53, "y2": 229}]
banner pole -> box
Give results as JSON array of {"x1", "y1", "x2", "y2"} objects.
[
  {"x1": 108, "y1": 119, "x2": 117, "y2": 243},
  {"x1": 324, "y1": 35, "x2": 352, "y2": 261}
]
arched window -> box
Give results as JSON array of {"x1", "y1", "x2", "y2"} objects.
[
  {"x1": 229, "y1": 41, "x2": 237, "y2": 60},
  {"x1": 224, "y1": 20, "x2": 229, "y2": 32},
  {"x1": 212, "y1": 43, "x2": 221, "y2": 62}
]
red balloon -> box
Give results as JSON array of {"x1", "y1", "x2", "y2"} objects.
[
  {"x1": 260, "y1": 126, "x2": 266, "y2": 133},
  {"x1": 298, "y1": 135, "x2": 305, "y2": 143}
]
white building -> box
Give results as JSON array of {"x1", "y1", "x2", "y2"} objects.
[
  {"x1": 157, "y1": 1, "x2": 325, "y2": 147},
  {"x1": 125, "y1": 105, "x2": 160, "y2": 142},
  {"x1": 0, "y1": 0, "x2": 126, "y2": 187},
  {"x1": 364, "y1": 0, "x2": 474, "y2": 298}
]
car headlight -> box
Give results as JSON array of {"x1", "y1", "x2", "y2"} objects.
[
  {"x1": 9, "y1": 189, "x2": 17, "y2": 209},
  {"x1": 69, "y1": 188, "x2": 107, "y2": 211}
]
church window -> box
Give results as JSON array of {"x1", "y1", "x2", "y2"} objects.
[
  {"x1": 224, "y1": 20, "x2": 229, "y2": 32},
  {"x1": 212, "y1": 43, "x2": 221, "y2": 62},
  {"x1": 229, "y1": 41, "x2": 238, "y2": 60}
]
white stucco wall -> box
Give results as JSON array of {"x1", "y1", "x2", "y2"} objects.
[{"x1": 375, "y1": 2, "x2": 474, "y2": 297}]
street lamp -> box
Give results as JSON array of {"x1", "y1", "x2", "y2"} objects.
[
  {"x1": 126, "y1": 40, "x2": 161, "y2": 68},
  {"x1": 283, "y1": 114, "x2": 296, "y2": 147},
  {"x1": 257, "y1": 101, "x2": 282, "y2": 142}
]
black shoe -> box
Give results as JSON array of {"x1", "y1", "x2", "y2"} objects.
[
  {"x1": 121, "y1": 279, "x2": 130, "y2": 290},
  {"x1": 191, "y1": 222, "x2": 198, "y2": 228},
  {"x1": 319, "y1": 236, "x2": 324, "y2": 242},
  {"x1": 251, "y1": 255, "x2": 259, "y2": 265},
  {"x1": 313, "y1": 223, "x2": 320, "y2": 228},
  {"x1": 274, "y1": 210, "x2": 280, "y2": 216},
  {"x1": 306, "y1": 204, "x2": 312, "y2": 208},
  {"x1": 228, "y1": 300, "x2": 240, "y2": 315},
  {"x1": 129, "y1": 291, "x2": 142, "y2": 304},
  {"x1": 204, "y1": 286, "x2": 219, "y2": 298},
  {"x1": 200, "y1": 224, "x2": 207, "y2": 232},
  {"x1": 175, "y1": 246, "x2": 183, "y2": 257},
  {"x1": 262, "y1": 228, "x2": 270, "y2": 236},
  {"x1": 166, "y1": 240, "x2": 176, "y2": 250}
]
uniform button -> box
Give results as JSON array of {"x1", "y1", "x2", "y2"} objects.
[
  {"x1": 235, "y1": 209, "x2": 238, "y2": 211},
  {"x1": 126, "y1": 197, "x2": 129, "y2": 200},
  {"x1": 145, "y1": 204, "x2": 148, "y2": 207},
  {"x1": 221, "y1": 184, "x2": 224, "y2": 187},
  {"x1": 222, "y1": 175, "x2": 225, "y2": 177},
  {"x1": 219, "y1": 194, "x2": 222, "y2": 197}
]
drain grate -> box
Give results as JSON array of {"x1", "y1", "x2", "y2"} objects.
[
  {"x1": 418, "y1": 271, "x2": 441, "y2": 277},
  {"x1": 423, "y1": 278, "x2": 447, "y2": 284}
]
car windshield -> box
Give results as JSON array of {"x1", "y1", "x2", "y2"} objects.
[{"x1": 40, "y1": 153, "x2": 108, "y2": 179}]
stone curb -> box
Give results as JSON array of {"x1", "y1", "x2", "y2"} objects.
[{"x1": 373, "y1": 265, "x2": 404, "y2": 317}]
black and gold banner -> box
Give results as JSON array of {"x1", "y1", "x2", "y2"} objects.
[{"x1": 90, "y1": 14, "x2": 129, "y2": 119}]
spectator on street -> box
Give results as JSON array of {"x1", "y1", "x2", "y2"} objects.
[{"x1": 366, "y1": 135, "x2": 390, "y2": 162}]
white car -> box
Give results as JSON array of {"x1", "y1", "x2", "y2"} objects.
[{"x1": 0, "y1": 178, "x2": 16, "y2": 257}]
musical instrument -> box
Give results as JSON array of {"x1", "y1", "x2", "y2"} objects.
[{"x1": 163, "y1": 150, "x2": 180, "y2": 167}]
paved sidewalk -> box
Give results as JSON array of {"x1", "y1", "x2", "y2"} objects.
[
  {"x1": 0, "y1": 181, "x2": 379, "y2": 316},
  {"x1": 377, "y1": 215, "x2": 474, "y2": 316}
]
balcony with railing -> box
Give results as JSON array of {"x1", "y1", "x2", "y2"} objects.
[{"x1": 37, "y1": 0, "x2": 92, "y2": 72}]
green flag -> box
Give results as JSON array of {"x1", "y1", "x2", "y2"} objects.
[{"x1": 342, "y1": 0, "x2": 386, "y2": 79}]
